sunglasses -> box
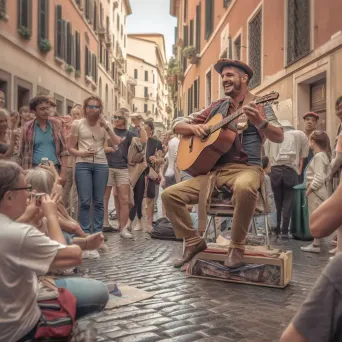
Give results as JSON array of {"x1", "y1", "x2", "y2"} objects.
[
  {"x1": 87, "y1": 105, "x2": 101, "y2": 109},
  {"x1": 113, "y1": 115, "x2": 125, "y2": 120}
]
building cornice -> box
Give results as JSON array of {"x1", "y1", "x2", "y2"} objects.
[
  {"x1": 124, "y1": 0, "x2": 133, "y2": 16},
  {"x1": 170, "y1": 0, "x2": 180, "y2": 17}
]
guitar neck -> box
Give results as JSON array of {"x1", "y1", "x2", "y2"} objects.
[{"x1": 210, "y1": 108, "x2": 244, "y2": 133}]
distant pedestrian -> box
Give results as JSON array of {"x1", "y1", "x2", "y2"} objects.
[{"x1": 264, "y1": 120, "x2": 309, "y2": 239}]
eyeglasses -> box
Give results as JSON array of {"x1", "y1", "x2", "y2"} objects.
[
  {"x1": 87, "y1": 105, "x2": 101, "y2": 109},
  {"x1": 113, "y1": 115, "x2": 125, "y2": 120},
  {"x1": 37, "y1": 107, "x2": 50, "y2": 112},
  {"x1": 11, "y1": 185, "x2": 32, "y2": 192}
]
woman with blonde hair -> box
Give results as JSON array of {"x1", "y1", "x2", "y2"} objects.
[{"x1": 67, "y1": 96, "x2": 121, "y2": 258}]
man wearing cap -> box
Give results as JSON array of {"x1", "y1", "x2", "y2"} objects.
[
  {"x1": 103, "y1": 109, "x2": 147, "y2": 239},
  {"x1": 265, "y1": 120, "x2": 309, "y2": 239},
  {"x1": 299, "y1": 112, "x2": 319, "y2": 183},
  {"x1": 162, "y1": 59, "x2": 284, "y2": 268}
]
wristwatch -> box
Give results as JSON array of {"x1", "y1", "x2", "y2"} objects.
[{"x1": 257, "y1": 120, "x2": 269, "y2": 130}]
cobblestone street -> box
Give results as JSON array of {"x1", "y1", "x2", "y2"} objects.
[{"x1": 78, "y1": 225, "x2": 331, "y2": 342}]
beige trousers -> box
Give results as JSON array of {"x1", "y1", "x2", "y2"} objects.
[{"x1": 161, "y1": 163, "x2": 263, "y2": 249}]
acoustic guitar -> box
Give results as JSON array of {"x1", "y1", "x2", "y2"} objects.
[{"x1": 177, "y1": 92, "x2": 279, "y2": 177}]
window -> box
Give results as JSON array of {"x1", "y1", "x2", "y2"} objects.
[
  {"x1": 287, "y1": 0, "x2": 310, "y2": 65},
  {"x1": 248, "y1": 9, "x2": 262, "y2": 88},
  {"x1": 85, "y1": 46, "x2": 89, "y2": 75},
  {"x1": 144, "y1": 104, "x2": 148, "y2": 113},
  {"x1": 144, "y1": 70, "x2": 148, "y2": 82},
  {"x1": 55, "y1": 5, "x2": 63, "y2": 58},
  {"x1": 206, "y1": 70, "x2": 212, "y2": 107},
  {"x1": 153, "y1": 73, "x2": 155, "y2": 83},
  {"x1": 92, "y1": 53, "x2": 97, "y2": 82},
  {"x1": 121, "y1": 24, "x2": 123, "y2": 38},
  {"x1": 152, "y1": 104, "x2": 155, "y2": 114},
  {"x1": 144, "y1": 87, "x2": 148, "y2": 98},
  {"x1": 85, "y1": 0, "x2": 91, "y2": 22},
  {"x1": 105, "y1": 49, "x2": 109, "y2": 72},
  {"x1": 233, "y1": 35, "x2": 241, "y2": 60},
  {"x1": 75, "y1": 31, "x2": 81, "y2": 72},
  {"x1": 194, "y1": 78, "x2": 199, "y2": 110},
  {"x1": 195, "y1": 3, "x2": 201, "y2": 53},
  {"x1": 93, "y1": 2, "x2": 97, "y2": 31},
  {"x1": 183, "y1": 25, "x2": 188, "y2": 72},
  {"x1": 0, "y1": 0, "x2": 6, "y2": 14},
  {"x1": 223, "y1": 0, "x2": 232, "y2": 8},
  {"x1": 189, "y1": 19, "x2": 194, "y2": 46},
  {"x1": 117, "y1": 14, "x2": 119, "y2": 31},
  {"x1": 66, "y1": 22, "x2": 72, "y2": 65},
  {"x1": 18, "y1": 0, "x2": 32, "y2": 31},
  {"x1": 187, "y1": 86, "x2": 193, "y2": 115},
  {"x1": 134, "y1": 69, "x2": 138, "y2": 79},
  {"x1": 184, "y1": 0, "x2": 187, "y2": 21},
  {"x1": 38, "y1": 0, "x2": 48, "y2": 42},
  {"x1": 205, "y1": 0, "x2": 214, "y2": 40}
]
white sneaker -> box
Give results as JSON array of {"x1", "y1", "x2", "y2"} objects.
[
  {"x1": 120, "y1": 226, "x2": 133, "y2": 239},
  {"x1": 82, "y1": 251, "x2": 89, "y2": 259},
  {"x1": 329, "y1": 247, "x2": 337, "y2": 254},
  {"x1": 88, "y1": 250, "x2": 100, "y2": 259},
  {"x1": 134, "y1": 219, "x2": 143, "y2": 231},
  {"x1": 301, "y1": 243, "x2": 321, "y2": 253}
]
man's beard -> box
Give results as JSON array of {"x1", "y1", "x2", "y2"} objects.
[{"x1": 224, "y1": 80, "x2": 242, "y2": 97}]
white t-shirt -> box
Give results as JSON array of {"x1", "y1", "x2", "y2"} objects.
[
  {"x1": 0, "y1": 214, "x2": 61, "y2": 342},
  {"x1": 165, "y1": 137, "x2": 180, "y2": 177},
  {"x1": 71, "y1": 118, "x2": 109, "y2": 164},
  {"x1": 264, "y1": 129, "x2": 309, "y2": 174}
]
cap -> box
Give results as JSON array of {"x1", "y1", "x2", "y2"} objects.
[
  {"x1": 303, "y1": 112, "x2": 319, "y2": 120},
  {"x1": 214, "y1": 59, "x2": 254, "y2": 79}
]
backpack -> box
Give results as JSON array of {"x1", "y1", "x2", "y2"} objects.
[
  {"x1": 34, "y1": 288, "x2": 77, "y2": 341},
  {"x1": 151, "y1": 217, "x2": 182, "y2": 241}
]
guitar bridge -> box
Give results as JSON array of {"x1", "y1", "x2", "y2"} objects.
[{"x1": 189, "y1": 136, "x2": 194, "y2": 152}]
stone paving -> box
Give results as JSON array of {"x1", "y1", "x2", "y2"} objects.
[{"x1": 77, "y1": 225, "x2": 332, "y2": 342}]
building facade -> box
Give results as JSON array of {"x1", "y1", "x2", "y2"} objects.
[
  {"x1": 170, "y1": 0, "x2": 342, "y2": 139},
  {"x1": 127, "y1": 34, "x2": 172, "y2": 130},
  {"x1": 0, "y1": 0, "x2": 132, "y2": 118}
]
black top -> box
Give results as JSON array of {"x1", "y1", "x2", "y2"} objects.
[
  {"x1": 105, "y1": 128, "x2": 138, "y2": 169},
  {"x1": 146, "y1": 137, "x2": 163, "y2": 167}
]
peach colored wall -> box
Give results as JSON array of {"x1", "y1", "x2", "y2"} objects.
[{"x1": 314, "y1": 0, "x2": 342, "y2": 49}]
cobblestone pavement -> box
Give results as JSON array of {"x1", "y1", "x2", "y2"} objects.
[{"x1": 77, "y1": 220, "x2": 332, "y2": 342}]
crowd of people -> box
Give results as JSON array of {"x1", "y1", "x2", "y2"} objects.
[{"x1": 1, "y1": 56, "x2": 342, "y2": 340}]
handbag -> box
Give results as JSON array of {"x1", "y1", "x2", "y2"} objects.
[{"x1": 146, "y1": 142, "x2": 159, "y2": 181}]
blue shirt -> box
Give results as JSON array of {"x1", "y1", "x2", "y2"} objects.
[{"x1": 33, "y1": 121, "x2": 58, "y2": 165}]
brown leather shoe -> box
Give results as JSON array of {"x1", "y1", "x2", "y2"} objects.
[
  {"x1": 224, "y1": 247, "x2": 245, "y2": 268},
  {"x1": 174, "y1": 239, "x2": 207, "y2": 268}
]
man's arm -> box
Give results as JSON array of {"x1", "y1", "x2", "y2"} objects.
[
  {"x1": 280, "y1": 323, "x2": 307, "y2": 342},
  {"x1": 49, "y1": 245, "x2": 82, "y2": 271}
]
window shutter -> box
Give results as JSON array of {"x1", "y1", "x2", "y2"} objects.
[
  {"x1": 66, "y1": 22, "x2": 72, "y2": 65},
  {"x1": 205, "y1": 0, "x2": 214, "y2": 40},
  {"x1": 93, "y1": 2, "x2": 97, "y2": 31},
  {"x1": 75, "y1": 31, "x2": 80, "y2": 71},
  {"x1": 55, "y1": 5, "x2": 62, "y2": 57},
  {"x1": 88, "y1": 50, "x2": 92, "y2": 78},
  {"x1": 85, "y1": 46, "x2": 89, "y2": 75},
  {"x1": 195, "y1": 3, "x2": 201, "y2": 52},
  {"x1": 189, "y1": 20, "x2": 194, "y2": 46}
]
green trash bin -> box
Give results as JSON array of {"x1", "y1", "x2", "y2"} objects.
[{"x1": 291, "y1": 183, "x2": 313, "y2": 241}]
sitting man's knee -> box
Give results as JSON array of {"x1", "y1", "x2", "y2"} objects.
[{"x1": 233, "y1": 177, "x2": 259, "y2": 195}]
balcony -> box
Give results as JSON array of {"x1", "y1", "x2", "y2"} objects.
[
  {"x1": 98, "y1": 27, "x2": 105, "y2": 38},
  {"x1": 127, "y1": 76, "x2": 137, "y2": 86}
]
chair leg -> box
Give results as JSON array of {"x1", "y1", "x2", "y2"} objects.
[
  {"x1": 265, "y1": 214, "x2": 270, "y2": 249},
  {"x1": 252, "y1": 217, "x2": 257, "y2": 235},
  {"x1": 213, "y1": 216, "x2": 217, "y2": 242},
  {"x1": 204, "y1": 216, "x2": 213, "y2": 241}
]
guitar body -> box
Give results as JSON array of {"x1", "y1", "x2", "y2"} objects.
[{"x1": 177, "y1": 114, "x2": 237, "y2": 177}]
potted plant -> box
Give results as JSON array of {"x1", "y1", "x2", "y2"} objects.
[
  {"x1": 177, "y1": 38, "x2": 183, "y2": 47},
  {"x1": 38, "y1": 39, "x2": 52, "y2": 53},
  {"x1": 0, "y1": 10, "x2": 8, "y2": 21},
  {"x1": 18, "y1": 26, "x2": 31, "y2": 40},
  {"x1": 182, "y1": 46, "x2": 199, "y2": 64},
  {"x1": 65, "y1": 64, "x2": 74, "y2": 73},
  {"x1": 75, "y1": 70, "x2": 81, "y2": 78}
]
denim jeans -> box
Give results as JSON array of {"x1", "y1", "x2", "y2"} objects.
[
  {"x1": 55, "y1": 278, "x2": 109, "y2": 319},
  {"x1": 75, "y1": 162, "x2": 109, "y2": 234}
]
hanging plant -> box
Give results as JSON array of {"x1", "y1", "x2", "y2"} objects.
[
  {"x1": 65, "y1": 64, "x2": 74, "y2": 73},
  {"x1": 182, "y1": 46, "x2": 197, "y2": 59},
  {"x1": 0, "y1": 10, "x2": 7, "y2": 21},
  {"x1": 39, "y1": 39, "x2": 52, "y2": 53},
  {"x1": 18, "y1": 26, "x2": 31, "y2": 40}
]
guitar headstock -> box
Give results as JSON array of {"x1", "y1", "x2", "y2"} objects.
[{"x1": 255, "y1": 91, "x2": 279, "y2": 106}]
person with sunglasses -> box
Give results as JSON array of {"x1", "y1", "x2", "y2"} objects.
[
  {"x1": 67, "y1": 96, "x2": 121, "y2": 259},
  {"x1": 103, "y1": 109, "x2": 147, "y2": 239}
]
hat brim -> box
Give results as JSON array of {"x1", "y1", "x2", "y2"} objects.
[
  {"x1": 303, "y1": 113, "x2": 319, "y2": 120},
  {"x1": 214, "y1": 60, "x2": 254, "y2": 80}
]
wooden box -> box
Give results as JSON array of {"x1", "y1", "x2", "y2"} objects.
[{"x1": 187, "y1": 249, "x2": 292, "y2": 289}]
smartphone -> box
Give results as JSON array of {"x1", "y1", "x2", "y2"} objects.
[
  {"x1": 35, "y1": 193, "x2": 45, "y2": 206},
  {"x1": 40, "y1": 157, "x2": 49, "y2": 165}
]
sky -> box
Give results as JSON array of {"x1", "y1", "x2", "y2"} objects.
[{"x1": 127, "y1": 0, "x2": 177, "y2": 61}]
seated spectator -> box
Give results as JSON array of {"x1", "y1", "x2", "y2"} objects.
[
  {"x1": 0, "y1": 160, "x2": 109, "y2": 341},
  {"x1": 280, "y1": 182, "x2": 342, "y2": 342}
]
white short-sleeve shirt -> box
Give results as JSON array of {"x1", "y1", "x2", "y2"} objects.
[{"x1": 0, "y1": 214, "x2": 62, "y2": 342}]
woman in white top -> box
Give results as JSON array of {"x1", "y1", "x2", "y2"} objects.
[
  {"x1": 67, "y1": 96, "x2": 120, "y2": 258},
  {"x1": 301, "y1": 130, "x2": 332, "y2": 253}
]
